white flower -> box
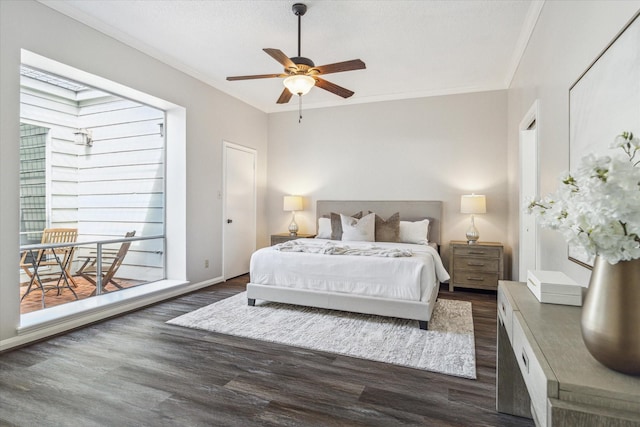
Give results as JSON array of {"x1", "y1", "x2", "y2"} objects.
[
  {"x1": 609, "y1": 131, "x2": 640, "y2": 166},
  {"x1": 527, "y1": 131, "x2": 640, "y2": 264}
]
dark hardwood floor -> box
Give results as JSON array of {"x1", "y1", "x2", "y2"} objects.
[{"x1": 0, "y1": 275, "x2": 533, "y2": 426}]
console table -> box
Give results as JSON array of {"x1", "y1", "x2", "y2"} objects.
[{"x1": 497, "y1": 281, "x2": 640, "y2": 427}]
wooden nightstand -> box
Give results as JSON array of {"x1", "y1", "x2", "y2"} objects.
[
  {"x1": 449, "y1": 240, "x2": 504, "y2": 292},
  {"x1": 270, "y1": 233, "x2": 315, "y2": 245}
]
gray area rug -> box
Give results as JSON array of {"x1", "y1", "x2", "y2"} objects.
[{"x1": 167, "y1": 292, "x2": 476, "y2": 379}]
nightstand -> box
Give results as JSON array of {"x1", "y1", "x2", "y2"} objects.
[
  {"x1": 449, "y1": 240, "x2": 504, "y2": 291},
  {"x1": 270, "y1": 233, "x2": 315, "y2": 245}
]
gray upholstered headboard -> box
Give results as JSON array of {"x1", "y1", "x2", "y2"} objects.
[{"x1": 316, "y1": 200, "x2": 442, "y2": 246}]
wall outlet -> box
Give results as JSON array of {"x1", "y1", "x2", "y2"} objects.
[{"x1": 204, "y1": 259, "x2": 209, "y2": 268}]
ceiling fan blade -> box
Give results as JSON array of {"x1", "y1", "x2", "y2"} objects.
[
  {"x1": 227, "y1": 73, "x2": 286, "y2": 81},
  {"x1": 314, "y1": 78, "x2": 354, "y2": 98},
  {"x1": 312, "y1": 59, "x2": 366, "y2": 75},
  {"x1": 276, "y1": 88, "x2": 293, "y2": 104},
  {"x1": 263, "y1": 48, "x2": 297, "y2": 70}
]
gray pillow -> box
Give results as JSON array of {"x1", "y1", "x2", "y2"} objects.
[
  {"x1": 372, "y1": 212, "x2": 400, "y2": 242},
  {"x1": 330, "y1": 211, "x2": 362, "y2": 240}
]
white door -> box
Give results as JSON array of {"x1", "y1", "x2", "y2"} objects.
[
  {"x1": 223, "y1": 142, "x2": 256, "y2": 279},
  {"x1": 519, "y1": 126, "x2": 538, "y2": 281}
]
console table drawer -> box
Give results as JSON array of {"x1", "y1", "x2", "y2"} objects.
[
  {"x1": 513, "y1": 312, "x2": 550, "y2": 427},
  {"x1": 497, "y1": 286, "x2": 514, "y2": 340}
]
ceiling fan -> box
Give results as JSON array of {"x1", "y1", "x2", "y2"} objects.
[{"x1": 226, "y1": 3, "x2": 366, "y2": 105}]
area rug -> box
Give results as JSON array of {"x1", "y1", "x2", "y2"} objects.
[{"x1": 167, "y1": 292, "x2": 476, "y2": 379}]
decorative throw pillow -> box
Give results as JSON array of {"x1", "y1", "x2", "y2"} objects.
[
  {"x1": 316, "y1": 217, "x2": 332, "y2": 239},
  {"x1": 370, "y1": 212, "x2": 400, "y2": 242},
  {"x1": 341, "y1": 212, "x2": 375, "y2": 242},
  {"x1": 399, "y1": 219, "x2": 430, "y2": 244},
  {"x1": 330, "y1": 211, "x2": 362, "y2": 240}
]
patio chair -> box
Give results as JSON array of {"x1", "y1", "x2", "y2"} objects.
[
  {"x1": 20, "y1": 227, "x2": 79, "y2": 288},
  {"x1": 76, "y1": 231, "x2": 136, "y2": 295}
]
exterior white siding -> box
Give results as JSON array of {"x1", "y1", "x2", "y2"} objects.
[{"x1": 20, "y1": 73, "x2": 165, "y2": 282}]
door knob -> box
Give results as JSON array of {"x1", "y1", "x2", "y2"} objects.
[{"x1": 227, "y1": 219, "x2": 233, "y2": 224}]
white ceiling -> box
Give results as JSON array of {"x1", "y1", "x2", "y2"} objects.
[{"x1": 40, "y1": 0, "x2": 543, "y2": 113}]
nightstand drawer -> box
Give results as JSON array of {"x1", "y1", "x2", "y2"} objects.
[
  {"x1": 453, "y1": 270, "x2": 499, "y2": 289},
  {"x1": 455, "y1": 257, "x2": 500, "y2": 272},
  {"x1": 453, "y1": 246, "x2": 501, "y2": 258}
]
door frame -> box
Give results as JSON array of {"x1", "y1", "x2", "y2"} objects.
[
  {"x1": 518, "y1": 100, "x2": 540, "y2": 280},
  {"x1": 222, "y1": 141, "x2": 257, "y2": 280}
]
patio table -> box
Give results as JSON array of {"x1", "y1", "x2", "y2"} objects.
[{"x1": 20, "y1": 241, "x2": 78, "y2": 308}]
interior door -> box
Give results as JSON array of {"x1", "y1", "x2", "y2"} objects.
[
  {"x1": 223, "y1": 142, "x2": 256, "y2": 279},
  {"x1": 519, "y1": 126, "x2": 538, "y2": 281}
]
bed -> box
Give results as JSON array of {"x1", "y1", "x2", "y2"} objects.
[{"x1": 246, "y1": 200, "x2": 450, "y2": 329}]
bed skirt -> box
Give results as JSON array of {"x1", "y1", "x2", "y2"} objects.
[{"x1": 246, "y1": 281, "x2": 440, "y2": 329}]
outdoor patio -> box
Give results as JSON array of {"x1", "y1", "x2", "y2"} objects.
[{"x1": 19, "y1": 275, "x2": 143, "y2": 315}]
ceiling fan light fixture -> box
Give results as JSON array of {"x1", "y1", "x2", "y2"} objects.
[{"x1": 283, "y1": 74, "x2": 315, "y2": 95}]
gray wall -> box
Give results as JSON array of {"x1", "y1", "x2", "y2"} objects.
[
  {"x1": 267, "y1": 91, "x2": 509, "y2": 270},
  {"x1": 0, "y1": 0, "x2": 268, "y2": 344},
  {"x1": 506, "y1": 1, "x2": 640, "y2": 285}
]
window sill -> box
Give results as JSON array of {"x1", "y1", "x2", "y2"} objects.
[{"x1": 19, "y1": 279, "x2": 190, "y2": 334}]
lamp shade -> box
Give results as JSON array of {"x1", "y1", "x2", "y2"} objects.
[
  {"x1": 460, "y1": 194, "x2": 486, "y2": 214},
  {"x1": 283, "y1": 75, "x2": 315, "y2": 96},
  {"x1": 283, "y1": 195, "x2": 303, "y2": 212}
]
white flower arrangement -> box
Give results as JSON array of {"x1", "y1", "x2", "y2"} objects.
[{"x1": 527, "y1": 131, "x2": 640, "y2": 264}]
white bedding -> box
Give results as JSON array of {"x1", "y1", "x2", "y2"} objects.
[{"x1": 250, "y1": 239, "x2": 450, "y2": 302}]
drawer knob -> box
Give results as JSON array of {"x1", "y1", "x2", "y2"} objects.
[
  {"x1": 468, "y1": 251, "x2": 485, "y2": 255},
  {"x1": 467, "y1": 262, "x2": 486, "y2": 267},
  {"x1": 467, "y1": 277, "x2": 485, "y2": 281}
]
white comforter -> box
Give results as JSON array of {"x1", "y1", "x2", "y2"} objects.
[{"x1": 250, "y1": 239, "x2": 450, "y2": 302}]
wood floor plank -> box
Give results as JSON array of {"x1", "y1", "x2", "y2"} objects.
[{"x1": 0, "y1": 276, "x2": 534, "y2": 426}]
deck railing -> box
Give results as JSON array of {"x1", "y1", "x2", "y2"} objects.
[{"x1": 20, "y1": 234, "x2": 164, "y2": 295}]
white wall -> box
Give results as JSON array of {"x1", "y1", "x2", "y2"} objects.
[
  {"x1": 267, "y1": 91, "x2": 509, "y2": 270},
  {"x1": 506, "y1": 1, "x2": 640, "y2": 285},
  {"x1": 0, "y1": 1, "x2": 268, "y2": 344}
]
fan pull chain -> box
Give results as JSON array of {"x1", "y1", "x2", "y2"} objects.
[{"x1": 298, "y1": 95, "x2": 303, "y2": 123}]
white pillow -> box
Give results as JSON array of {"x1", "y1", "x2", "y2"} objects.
[
  {"x1": 316, "y1": 217, "x2": 332, "y2": 239},
  {"x1": 399, "y1": 219, "x2": 430, "y2": 244},
  {"x1": 340, "y1": 212, "x2": 375, "y2": 242}
]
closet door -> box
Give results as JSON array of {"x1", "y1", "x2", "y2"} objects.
[{"x1": 223, "y1": 142, "x2": 256, "y2": 279}]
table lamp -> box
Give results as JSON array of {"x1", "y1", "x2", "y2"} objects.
[
  {"x1": 461, "y1": 194, "x2": 486, "y2": 244},
  {"x1": 283, "y1": 195, "x2": 303, "y2": 236}
]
